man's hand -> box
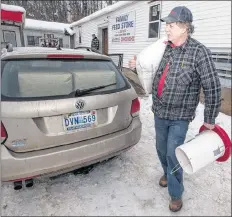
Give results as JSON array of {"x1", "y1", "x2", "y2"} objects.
[
  {"x1": 128, "y1": 55, "x2": 137, "y2": 70},
  {"x1": 203, "y1": 122, "x2": 215, "y2": 130}
]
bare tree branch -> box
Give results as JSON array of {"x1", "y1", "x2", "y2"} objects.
[{"x1": 1, "y1": 0, "x2": 118, "y2": 22}]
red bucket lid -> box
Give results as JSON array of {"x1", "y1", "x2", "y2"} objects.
[{"x1": 199, "y1": 124, "x2": 231, "y2": 162}]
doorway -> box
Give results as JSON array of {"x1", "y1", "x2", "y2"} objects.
[{"x1": 102, "y1": 28, "x2": 108, "y2": 55}]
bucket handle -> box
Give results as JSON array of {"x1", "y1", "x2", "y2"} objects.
[
  {"x1": 170, "y1": 163, "x2": 183, "y2": 175},
  {"x1": 170, "y1": 160, "x2": 192, "y2": 175}
]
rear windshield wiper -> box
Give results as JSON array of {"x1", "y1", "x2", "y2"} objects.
[{"x1": 75, "y1": 83, "x2": 116, "y2": 97}]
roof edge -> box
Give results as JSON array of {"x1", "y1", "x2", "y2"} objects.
[
  {"x1": 24, "y1": 18, "x2": 72, "y2": 34},
  {"x1": 70, "y1": 1, "x2": 135, "y2": 27}
]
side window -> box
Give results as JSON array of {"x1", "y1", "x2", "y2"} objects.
[
  {"x1": 148, "y1": 4, "x2": 160, "y2": 38},
  {"x1": 3, "y1": 31, "x2": 17, "y2": 47},
  {"x1": 27, "y1": 36, "x2": 35, "y2": 46}
]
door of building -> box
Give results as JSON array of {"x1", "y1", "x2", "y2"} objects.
[{"x1": 102, "y1": 28, "x2": 108, "y2": 55}]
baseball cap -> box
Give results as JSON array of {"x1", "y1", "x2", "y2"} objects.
[{"x1": 161, "y1": 6, "x2": 193, "y2": 23}]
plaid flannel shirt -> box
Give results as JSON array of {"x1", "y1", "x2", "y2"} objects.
[
  {"x1": 91, "y1": 37, "x2": 99, "y2": 50},
  {"x1": 152, "y1": 36, "x2": 221, "y2": 124}
]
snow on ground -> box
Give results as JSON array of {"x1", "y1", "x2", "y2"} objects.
[{"x1": 1, "y1": 96, "x2": 231, "y2": 216}]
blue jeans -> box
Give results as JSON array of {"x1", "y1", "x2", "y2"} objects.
[{"x1": 154, "y1": 115, "x2": 189, "y2": 200}]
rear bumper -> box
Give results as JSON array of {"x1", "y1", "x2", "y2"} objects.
[{"x1": 1, "y1": 117, "x2": 142, "y2": 182}]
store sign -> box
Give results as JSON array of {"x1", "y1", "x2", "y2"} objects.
[{"x1": 111, "y1": 11, "x2": 135, "y2": 43}]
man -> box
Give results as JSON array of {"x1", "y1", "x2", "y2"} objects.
[
  {"x1": 129, "y1": 6, "x2": 221, "y2": 212},
  {"x1": 91, "y1": 34, "x2": 99, "y2": 51}
]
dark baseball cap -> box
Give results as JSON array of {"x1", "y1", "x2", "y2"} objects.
[{"x1": 161, "y1": 6, "x2": 193, "y2": 23}]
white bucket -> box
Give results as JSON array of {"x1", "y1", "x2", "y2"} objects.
[{"x1": 175, "y1": 130, "x2": 225, "y2": 174}]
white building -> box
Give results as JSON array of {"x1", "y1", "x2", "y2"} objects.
[
  {"x1": 70, "y1": 1, "x2": 231, "y2": 87},
  {"x1": 24, "y1": 18, "x2": 74, "y2": 48}
]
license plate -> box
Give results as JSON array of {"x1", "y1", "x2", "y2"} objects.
[{"x1": 63, "y1": 110, "x2": 97, "y2": 131}]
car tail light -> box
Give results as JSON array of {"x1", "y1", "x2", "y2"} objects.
[
  {"x1": 131, "y1": 98, "x2": 140, "y2": 117},
  {"x1": 1, "y1": 122, "x2": 8, "y2": 144},
  {"x1": 47, "y1": 54, "x2": 84, "y2": 58}
]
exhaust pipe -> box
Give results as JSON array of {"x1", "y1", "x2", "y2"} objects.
[
  {"x1": 25, "y1": 179, "x2": 34, "y2": 188},
  {"x1": 14, "y1": 181, "x2": 22, "y2": 190}
]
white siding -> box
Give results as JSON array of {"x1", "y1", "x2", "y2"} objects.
[
  {"x1": 74, "y1": 1, "x2": 231, "y2": 68},
  {"x1": 73, "y1": 1, "x2": 161, "y2": 68},
  {"x1": 108, "y1": 1, "x2": 161, "y2": 68},
  {"x1": 73, "y1": 14, "x2": 110, "y2": 52},
  {"x1": 160, "y1": 1, "x2": 231, "y2": 48},
  {"x1": 73, "y1": 1, "x2": 231, "y2": 87},
  {"x1": 23, "y1": 29, "x2": 70, "y2": 48},
  {"x1": 159, "y1": 1, "x2": 231, "y2": 88}
]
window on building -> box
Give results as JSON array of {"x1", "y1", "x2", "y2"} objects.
[
  {"x1": 148, "y1": 4, "x2": 160, "y2": 38},
  {"x1": 3, "y1": 31, "x2": 17, "y2": 47},
  {"x1": 27, "y1": 36, "x2": 35, "y2": 46},
  {"x1": 78, "y1": 26, "x2": 82, "y2": 44}
]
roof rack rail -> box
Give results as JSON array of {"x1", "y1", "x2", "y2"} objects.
[{"x1": 6, "y1": 43, "x2": 13, "y2": 52}]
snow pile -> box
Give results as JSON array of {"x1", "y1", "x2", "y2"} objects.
[
  {"x1": 1, "y1": 96, "x2": 231, "y2": 216},
  {"x1": 1, "y1": 3, "x2": 26, "y2": 13},
  {"x1": 1, "y1": 3, "x2": 26, "y2": 26},
  {"x1": 25, "y1": 19, "x2": 73, "y2": 34}
]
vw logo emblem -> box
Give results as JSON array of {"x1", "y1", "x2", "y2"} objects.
[{"x1": 75, "y1": 100, "x2": 85, "y2": 110}]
